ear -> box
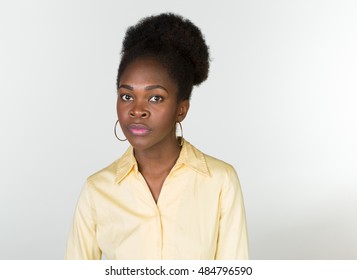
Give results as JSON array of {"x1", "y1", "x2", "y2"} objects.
[{"x1": 176, "y1": 100, "x2": 190, "y2": 123}]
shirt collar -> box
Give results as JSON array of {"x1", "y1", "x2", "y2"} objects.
[
  {"x1": 114, "y1": 139, "x2": 210, "y2": 184},
  {"x1": 175, "y1": 139, "x2": 210, "y2": 176},
  {"x1": 114, "y1": 146, "x2": 137, "y2": 184}
]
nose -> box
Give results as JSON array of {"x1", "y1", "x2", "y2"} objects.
[{"x1": 129, "y1": 103, "x2": 150, "y2": 118}]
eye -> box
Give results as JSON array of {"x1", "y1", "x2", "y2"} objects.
[
  {"x1": 120, "y1": 94, "x2": 133, "y2": 102},
  {"x1": 149, "y1": 95, "x2": 163, "y2": 103}
]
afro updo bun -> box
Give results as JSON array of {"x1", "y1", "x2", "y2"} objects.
[{"x1": 117, "y1": 13, "x2": 210, "y2": 101}]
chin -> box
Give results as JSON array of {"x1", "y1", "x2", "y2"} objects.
[{"x1": 127, "y1": 137, "x2": 153, "y2": 150}]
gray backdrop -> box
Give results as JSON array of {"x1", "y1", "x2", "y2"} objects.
[{"x1": 1, "y1": 0, "x2": 356, "y2": 259}]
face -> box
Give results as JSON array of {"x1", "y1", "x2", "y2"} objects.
[{"x1": 117, "y1": 57, "x2": 189, "y2": 151}]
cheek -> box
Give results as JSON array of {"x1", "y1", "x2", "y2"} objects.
[
  {"x1": 116, "y1": 98, "x2": 120, "y2": 111},
  {"x1": 116, "y1": 103, "x2": 120, "y2": 118},
  {"x1": 116, "y1": 101, "x2": 126, "y2": 117},
  {"x1": 155, "y1": 107, "x2": 179, "y2": 126}
]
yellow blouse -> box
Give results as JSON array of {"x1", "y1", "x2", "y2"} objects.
[{"x1": 65, "y1": 140, "x2": 249, "y2": 259}]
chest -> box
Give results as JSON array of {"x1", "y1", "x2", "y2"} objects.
[
  {"x1": 95, "y1": 175, "x2": 222, "y2": 259},
  {"x1": 141, "y1": 171, "x2": 169, "y2": 203}
]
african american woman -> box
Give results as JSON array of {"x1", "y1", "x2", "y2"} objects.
[{"x1": 65, "y1": 13, "x2": 249, "y2": 260}]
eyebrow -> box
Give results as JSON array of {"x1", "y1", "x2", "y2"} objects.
[
  {"x1": 118, "y1": 84, "x2": 168, "y2": 93},
  {"x1": 118, "y1": 85, "x2": 133, "y2": 90}
]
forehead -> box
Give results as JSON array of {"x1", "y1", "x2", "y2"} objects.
[{"x1": 119, "y1": 57, "x2": 176, "y2": 88}]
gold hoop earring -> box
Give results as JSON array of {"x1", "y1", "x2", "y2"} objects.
[
  {"x1": 114, "y1": 120, "x2": 127, "y2": 142},
  {"x1": 176, "y1": 122, "x2": 184, "y2": 146}
]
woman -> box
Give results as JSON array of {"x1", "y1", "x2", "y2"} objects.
[{"x1": 65, "y1": 13, "x2": 248, "y2": 260}]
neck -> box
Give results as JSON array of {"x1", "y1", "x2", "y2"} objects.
[{"x1": 134, "y1": 137, "x2": 181, "y2": 175}]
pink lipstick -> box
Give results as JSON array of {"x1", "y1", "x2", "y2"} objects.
[{"x1": 127, "y1": 124, "x2": 151, "y2": 136}]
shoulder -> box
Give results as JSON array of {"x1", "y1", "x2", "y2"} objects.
[
  {"x1": 80, "y1": 160, "x2": 119, "y2": 196},
  {"x1": 203, "y1": 152, "x2": 240, "y2": 189},
  {"x1": 191, "y1": 146, "x2": 244, "y2": 207},
  {"x1": 185, "y1": 141, "x2": 238, "y2": 179},
  {"x1": 186, "y1": 142, "x2": 242, "y2": 200},
  {"x1": 87, "y1": 159, "x2": 118, "y2": 184},
  {"x1": 86, "y1": 146, "x2": 134, "y2": 189},
  {"x1": 204, "y1": 152, "x2": 236, "y2": 175}
]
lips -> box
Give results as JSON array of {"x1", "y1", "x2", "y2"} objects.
[{"x1": 127, "y1": 123, "x2": 152, "y2": 136}]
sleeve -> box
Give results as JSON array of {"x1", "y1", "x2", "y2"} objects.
[
  {"x1": 215, "y1": 165, "x2": 249, "y2": 259},
  {"x1": 65, "y1": 180, "x2": 102, "y2": 260}
]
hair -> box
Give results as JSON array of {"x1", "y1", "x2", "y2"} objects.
[{"x1": 117, "y1": 13, "x2": 210, "y2": 101}]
